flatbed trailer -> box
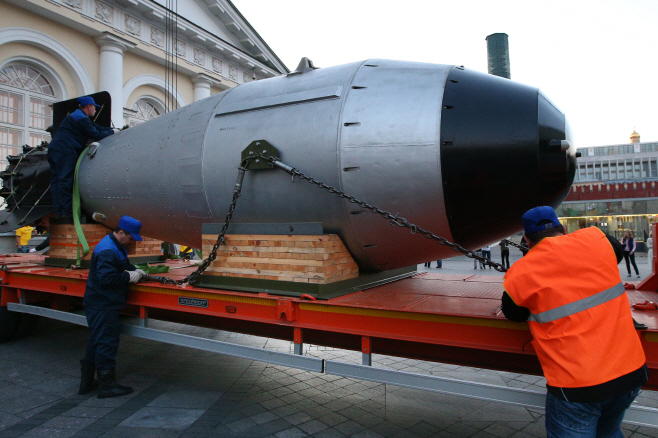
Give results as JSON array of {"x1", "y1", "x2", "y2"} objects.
[{"x1": 3, "y1": 254, "x2": 658, "y2": 427}]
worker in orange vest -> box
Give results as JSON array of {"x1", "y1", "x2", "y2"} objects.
[{"x1": 502, "y1": 206, "x2": 648, "y2": 437}]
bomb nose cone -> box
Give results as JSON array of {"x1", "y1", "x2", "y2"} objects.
[{"x1": 439, "y1": 67, "x2": 575, "y2": 249}]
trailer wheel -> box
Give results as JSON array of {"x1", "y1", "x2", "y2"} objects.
[
  {"x1": 14, "y1": 313, "x2": 39, "y2": 339},
  {"x1": 0, "y1": 306, "x2": 20, "y2": 342}
]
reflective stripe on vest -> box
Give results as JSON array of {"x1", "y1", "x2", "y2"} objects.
[{"x1": 528, "y1": 282, "x2": 625, "y2": 323}]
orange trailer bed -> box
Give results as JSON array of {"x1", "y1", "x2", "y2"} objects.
[{"x1": 3, "y1": 254, "x2": 658, "y2": 390}]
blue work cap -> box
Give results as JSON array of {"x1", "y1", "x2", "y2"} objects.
[
  {"x1": 77, "y1": 96, "x2": 101, "y2": 108},
  {"x1": 522, "y1": 206, "x2": 561, "y2": 235},
  {"x1": 118, "y1": 216, "x2": 143, "y2": 241}
]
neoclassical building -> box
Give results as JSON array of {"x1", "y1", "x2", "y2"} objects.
[{"x1": 0, "y1": 0, "x2": 287, "y2": 169}]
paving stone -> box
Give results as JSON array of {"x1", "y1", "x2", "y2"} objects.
[
  {"x1": 351, "y1": 430, "x2": 385, "y2": 438},
  {"x1": 633, "y1": 426, "x2": 658, "y2": 437},
  {"x1": 298, "y1": 420, "x2": 328, "y2": 435},
  {"x1": 119, "y1": 407, "x2": 205, "y2": 429},
  {"x1": 70, "y1": 430, "x2": 103, "y2": 438},
  {"x1": 226, "y1": 417, "x2": 258, "y2": 433},
  {"x1": 333, "y1": 420, "x2": 366, "y2": 436},
  {"x1": 311, "y1": 429, "x2": 347, "y2": 438},
  {"x1": 17, "y1": 427, "x2": 78, "y2": 438},
  {"x1": 284, "y1": 411, "x2": 316, "y2": 427},
  {"x1": 0, "y1": 411, "x2": 24, "y2": 432},
  {"x1": 484, "y1": 423, "x2": 526, "y2": 438},
  {"x1": 242, "y1": 419, "x2": 295, "y2": 438},
  {"x1": 274, "y1": 427, "x2": 308, "y2": 438},
  {"x1": 240, "y1": 403, "x2": 268, "y2": 417},
  {"x1": 406, "y1": 421, "x2": 441, "y2": 438},
  {"x1": 443, "y1": 421, "x2": 481, "y2": 438},
  {"x1": 251, "y1": 412, "x2": 280, "y2": 425},
  {"x1": 1, "y1": 390, "x2": 62, "y2": 415},
  {"x1": 261, "y1": 398, "x2": 288, "y2": 410},
  {"x1": 62, "y1": 407, "x2": 114, "y2": 419},
  {"x1": 147, "y1": 391, "x2": 222, "y2": 409},
  {"x1": 41, "y1": 416, "x2": 96, "y2": 430}
]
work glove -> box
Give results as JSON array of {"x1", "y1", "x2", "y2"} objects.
[
  {"x1": 29, "y1": 248, "x2": 36, "y2": 253},
  {"x1": 126, "y1": 270, "x2": 143, "y2": 284},
  {"x1": 135, "y1": 269, "x2": 147, "y2": 278}
]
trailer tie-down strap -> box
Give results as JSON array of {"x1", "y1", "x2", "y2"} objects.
[{"x1": 72, "y1": 145, "x2": 91, "y2": 266}]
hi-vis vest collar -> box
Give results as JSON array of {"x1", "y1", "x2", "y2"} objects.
[{"x1": 528, "y1": 282, "x2": 625, "y2": 323}]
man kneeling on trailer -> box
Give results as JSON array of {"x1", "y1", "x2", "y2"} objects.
[
  {"x1": 79, "y1": 216, "x2": 146, "y2": 398},
  {"x1": 502, "y1": 206, "x2": 648, "y2": 438}
]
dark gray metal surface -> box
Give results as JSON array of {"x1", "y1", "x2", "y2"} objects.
[{"x1": 77, "y1": 59, "x2": 572, "y2": 272}]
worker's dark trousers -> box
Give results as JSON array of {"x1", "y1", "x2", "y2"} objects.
[
  {"x1": 84, "y1": 307, "x2": 121, "y2": 370},
  {"x1": 48, "y1": 149, "x2": 78, "y2": 217}
]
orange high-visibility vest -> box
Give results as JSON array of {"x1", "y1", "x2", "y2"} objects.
[{"x1": 504, "y1": 227, "x2": 645, "y2": 388}]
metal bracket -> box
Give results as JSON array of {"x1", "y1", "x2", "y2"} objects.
[
  {"x1": 87, "y1": 142, "x2": 100, "y2": 158},
  {"x1": 277, "y1": 300, "x2": 296, "y2": 321},
  {"x1": 241, "y1": 140, "x2": 280, "y2": 170}
]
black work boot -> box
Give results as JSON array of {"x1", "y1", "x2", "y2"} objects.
[
  {"x1": 97, "y1": 368, "x2": 133, "y2": 399},
  {"x1": 78, "y1": 360, "x2": 98, "y2": 395}
]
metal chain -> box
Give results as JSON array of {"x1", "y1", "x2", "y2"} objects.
[
  {"x1": 156, "y1": 153, "x2": 520, "y2": 286},
  {"x1": 158, "y1": 159, "x2": 251, "y2": 285},
  {"x1": 263, "y1": 157, "x2": 510, "y2": 273},
  {"x1": 502, "y1": 238, "x2": 529, "y2": 253}
]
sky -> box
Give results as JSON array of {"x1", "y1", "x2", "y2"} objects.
[{"x1": 231, "y1": 0, "x2": 658, "y2": 149}]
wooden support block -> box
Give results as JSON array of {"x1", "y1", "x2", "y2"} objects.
[
  {"x1": 203, "y1": 234, "x2": 359, "y2": 284},
  {"x1": 49, "y1": 223, "x2": 163, "y2": 261}
]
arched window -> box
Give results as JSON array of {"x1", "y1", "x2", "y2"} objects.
[
  {"x1": 129, "y1": 98, "x2": 162, "y2": 126},
  {"x1": 0, "y1": 63, "x2": 57, "y2": 168}
]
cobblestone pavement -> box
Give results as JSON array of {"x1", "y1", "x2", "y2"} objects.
[{"x1": 1, "y1": 250, "x2": 657, "y2": 438}]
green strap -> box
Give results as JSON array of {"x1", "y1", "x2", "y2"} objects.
[{"x1": 73, "y1": 145, "x2": 91, "y2": 264}]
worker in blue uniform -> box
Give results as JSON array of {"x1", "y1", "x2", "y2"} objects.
[
  {"x1": 48, "y1": 96, "x2": 117, "y2": 218},
  {"x1": 79, "y1": 216, "x2": 146, "y2": 398}
]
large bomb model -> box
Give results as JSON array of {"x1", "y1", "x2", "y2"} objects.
[{"x1": 1, "y1": 59, "x2": 576, "y2": 272}]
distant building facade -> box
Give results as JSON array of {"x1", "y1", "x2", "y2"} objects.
[{"x1": 557, "y1": 130, "x2": 658, "y2": 247}]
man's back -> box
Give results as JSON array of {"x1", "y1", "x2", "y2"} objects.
[
  {"x1": 504, "y1": 227, "x2": 645, "y2": 390},
  {"x1": 49, "y1": 109, "x2": 113, "y2": 156}
]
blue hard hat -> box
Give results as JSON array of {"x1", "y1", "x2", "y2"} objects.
[
  {"x1": 522, "y1": 206, "x2": 561, "y2": 235},
  {"x1": 77, "y1": 96, "x2": 101, "y2": 108},
  {"x1": 118, "y1": 216, "x2": 143, "y2": 241}
]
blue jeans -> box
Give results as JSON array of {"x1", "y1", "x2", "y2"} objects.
[{"x1": 545, "y1": 387, "x2": 640, "y2": 438}]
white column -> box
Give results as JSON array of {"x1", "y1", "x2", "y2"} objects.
[
  {"x1": 191, "y1": 74, "x2": 218, "y2": 102},
  {"x1": 95, "y1": 33, "x2": 135, "y2": 127}
]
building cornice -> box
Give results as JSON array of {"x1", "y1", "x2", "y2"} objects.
[{"x1": 7, "y1": 0, "x2": 283, "y2": 86}]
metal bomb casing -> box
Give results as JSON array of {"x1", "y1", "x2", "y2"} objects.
[{"x1": 78, "y1": 59, "x2": 576, "y2": 272}]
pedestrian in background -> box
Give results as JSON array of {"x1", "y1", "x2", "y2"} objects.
[
  {"x1": 648, "y1": 235, "x2": 653, "y2": 266},
  {"x1": 499, "y1": 240, "x2": 510, "y2": 269},
  {"x1": 622, "y1": 230, "x2": 640, "y2": 278},
  {"x1": 15, "y1": 225, "x2": 34, "y2": 253},
  {"x1": 474, "y1": 248, "x2": 483, "y2": 269},
  {"x1": 481, "y1": 245, "x2": 492, "y2": 269}
]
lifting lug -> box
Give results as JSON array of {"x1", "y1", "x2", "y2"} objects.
[{"x1": 241, "y1": 140, "x2": 280, "y2": 170}]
